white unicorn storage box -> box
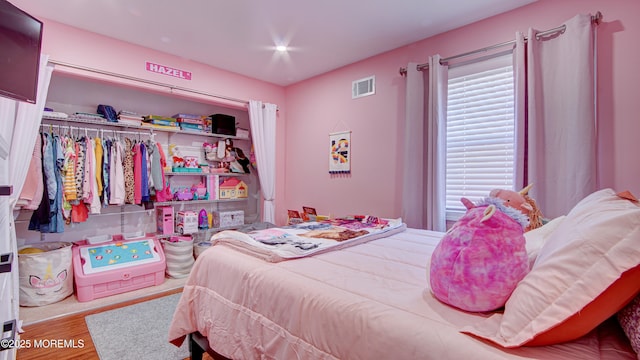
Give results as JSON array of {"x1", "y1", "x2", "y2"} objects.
[{"x1": 72, "y1": 234, "x2": 166, "y2": 302}]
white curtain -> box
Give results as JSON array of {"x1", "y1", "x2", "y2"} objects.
[
  {"x1": 248, "y1": 100, "x2": 277, "y2": 224},
  {"x1": 0, "y1": 54, "x2": 53, "y2": 334},
  {"x1": 401, "y1": 63, "x2": 426, "y2": 228},
  {"x1": 527, "y1": 14, "x2": 596, "y2": 218},
  {"x1": 9, "y1": 55, "x2": 54, "y2": 211}
]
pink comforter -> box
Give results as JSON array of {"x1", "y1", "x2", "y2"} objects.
[{"x1": 168, "y1": 228, "x2": 635, "y2": 360}]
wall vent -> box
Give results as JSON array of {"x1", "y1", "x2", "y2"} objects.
[{"x1": 352, "y1": 75, "x2": 375, "y2": 99}]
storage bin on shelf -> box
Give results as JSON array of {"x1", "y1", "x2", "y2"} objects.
[
  {"x1": 213, "y1": 210, "x2": 244, "y2": 228},
  {"x1": 72, "y1": 233, "x2": 165, "y2": 302},
  {"x1": 18, "y1": 242, "x2": 74, "y2": 307}
]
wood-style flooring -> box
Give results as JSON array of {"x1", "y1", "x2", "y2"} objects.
[{"x1": 16, "y1": 288, "x2": 213, "y2": 360}]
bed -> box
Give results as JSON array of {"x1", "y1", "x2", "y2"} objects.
[{"x1": 168, "y1": 190, "x2": 640, "y2": 359}]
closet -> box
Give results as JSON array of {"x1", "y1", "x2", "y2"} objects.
[{"x1": 15, "y1": 70, "x2": 260, "y2": 247}]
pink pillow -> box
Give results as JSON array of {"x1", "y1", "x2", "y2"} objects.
[
  {"x1": 463, "y1": 188, "x2": 640, "y2": 347},
  {"x1": 430, "y1": 204, "x2": 528, "y2": 312},
  {"x1": 618, "y1": 294, "x2": 640, "y2": 356}
]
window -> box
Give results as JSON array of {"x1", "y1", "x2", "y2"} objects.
[{"x1": 445, "y1": 54, "x2": 515, "y2": 220}]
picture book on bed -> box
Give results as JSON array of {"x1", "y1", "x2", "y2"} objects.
[{"x1": 210, "y1": 215, "x2": 405, "y2": 262}]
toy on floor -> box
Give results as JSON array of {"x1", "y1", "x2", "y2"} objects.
[
  {"x1": 429, "y1": 197, "x2": 529, "y2": 312},
  {"x1": 73, "y1": 236, "x2": 165, "y2": 302}
]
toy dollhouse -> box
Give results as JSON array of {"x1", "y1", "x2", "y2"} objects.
[{"x1": 219, "y1": 177, "x2": 248, "y2": 199}]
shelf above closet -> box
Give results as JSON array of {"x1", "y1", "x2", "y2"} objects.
[{"x1": 41, "y1": 115, "x2": 250, "y2": 141}]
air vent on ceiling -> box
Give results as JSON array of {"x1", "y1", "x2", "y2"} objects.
[{"x1": 352, "y1": 75, "x2": 375, "y2": 99}]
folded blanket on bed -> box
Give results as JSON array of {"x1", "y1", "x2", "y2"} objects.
[{"x1": 209, "y1": 217, "x2": 406, "y2": 262}]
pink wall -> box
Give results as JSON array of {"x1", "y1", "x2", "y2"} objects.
[
  {"x1": 33, "y1": 0, "x2": 640, "y2": 225},
  {"x1": 38, "y1": 19, "x2": 289, "y2": 225},
  {"x1": 284, "y1": 0, "x2": 640, "y2": 220}
]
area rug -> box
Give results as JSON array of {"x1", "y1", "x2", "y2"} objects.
[{"x1": 85, "y1": 293, "x2": 189, "y2": 360}]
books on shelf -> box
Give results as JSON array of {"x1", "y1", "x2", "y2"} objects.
[
  {"x1": 177, "y1": 117, "x2": 204, "y2": 125},
  {"x1": 117, "y1": 111, "x2": 144, "y2": 126},
  {"x1": 143, "y1": 114, "x2": 176, "y2": 123},
  {"x1": 172, "y1": 113, "x2": 201, "y2": 120},
  {"x1": 179, "y1": 122, "x2": 204, "y2": 132},
  {"x1": 70, "y1": 112, "x2": 105, "y2": 122},
  {"x1": 118, "y1": 118, "x2": 143, "y2": 126},
  {"x1": 140, "y1": 122, "x2": 180, "y2": 131},
  {"x1": 150, "y1": 119, "x2": 179, "y2": 127},
  {"x1": 42, "y1": 111, "x2": 69, "y2": 120}
]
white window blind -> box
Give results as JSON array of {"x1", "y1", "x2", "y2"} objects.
[{"x1": 445, "y1": 54, "x2": 515, "y2": 220}]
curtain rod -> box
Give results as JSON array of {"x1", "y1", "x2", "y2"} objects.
[
  {"x1": 48, "y1": 59, "x2": 251, "y2": 106},
  {"x1": 399, "y1": 11, "x2": 602, "y2": 76}
]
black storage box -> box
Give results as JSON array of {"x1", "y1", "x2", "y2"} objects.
[{"x1": 210, "y1": 114, "x2": 236, "y2": 136}]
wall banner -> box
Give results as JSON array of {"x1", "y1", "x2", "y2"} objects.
[{"x1": 329, "y1": 131, "x2": 351, "y2": 174}]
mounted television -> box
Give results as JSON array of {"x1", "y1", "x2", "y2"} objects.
[{"x1": 0, "y1": 0, "x2": 42, "y2": 104}]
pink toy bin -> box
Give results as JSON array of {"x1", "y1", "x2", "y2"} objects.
[{"x1": 72, "y1": 235, "x2": 165, "y2": 302}]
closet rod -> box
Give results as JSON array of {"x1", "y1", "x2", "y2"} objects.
[
  {"x1": 13, "y1": 209, "x2": 154, "y2": 223},
  {"x1": 399, "y1": 11, "x2": 603, "y2": 75},
  {"x1": 41, "y1": 123, "x2": 154, "y2": 137},
  {"x1": 48, "y1": 59, "x2": 251, "y2": 107}
]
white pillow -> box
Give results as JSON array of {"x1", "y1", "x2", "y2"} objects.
[
  {"x1": 524, "y1": 215, "x2": 565, "y2": 269},
  {"x1": 464, "y1": 188, "x2": 640, "y2": 347}
]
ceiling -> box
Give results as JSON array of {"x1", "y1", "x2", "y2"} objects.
[{"x1": 10, "y1": 0, "x2": 536, "y2": 86}]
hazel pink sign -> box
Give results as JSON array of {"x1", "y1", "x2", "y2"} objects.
[{"x1": 145, "y1": 61, "x2": 192, "y2": 80}]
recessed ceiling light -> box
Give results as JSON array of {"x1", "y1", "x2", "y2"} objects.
[{"x1": 276, "y1": 45, "x2": 288, "y2": 52}]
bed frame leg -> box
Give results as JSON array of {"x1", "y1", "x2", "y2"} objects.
[
  {"x1": 189, "y1": 333, "x2": 205, "y2": 360},
  {"x1": 188, "y1": 332, "x2": 231, "y2": 360}
]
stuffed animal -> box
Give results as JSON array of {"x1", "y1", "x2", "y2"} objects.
[
  {"x1": 488, "y1": 183, "x2": 543, "y2": 231},
  {"x1": 429, "y1": 199, "x2": 529, "y2": 312},
  {"x1": 169, "y1": 144, "x2": 185, "y2": 168}
]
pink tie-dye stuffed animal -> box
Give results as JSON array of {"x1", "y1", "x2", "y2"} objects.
[{"x1": 429, "y1": 200, "x2": 529, "y2": 312}]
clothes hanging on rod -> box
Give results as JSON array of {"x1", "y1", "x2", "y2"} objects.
[
  {"x1": 23, "y1": 127, "x2": 168, "y2": 233},
  {"x1": 398, "y1": 11, "x2": 603, "y2": 75}
]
